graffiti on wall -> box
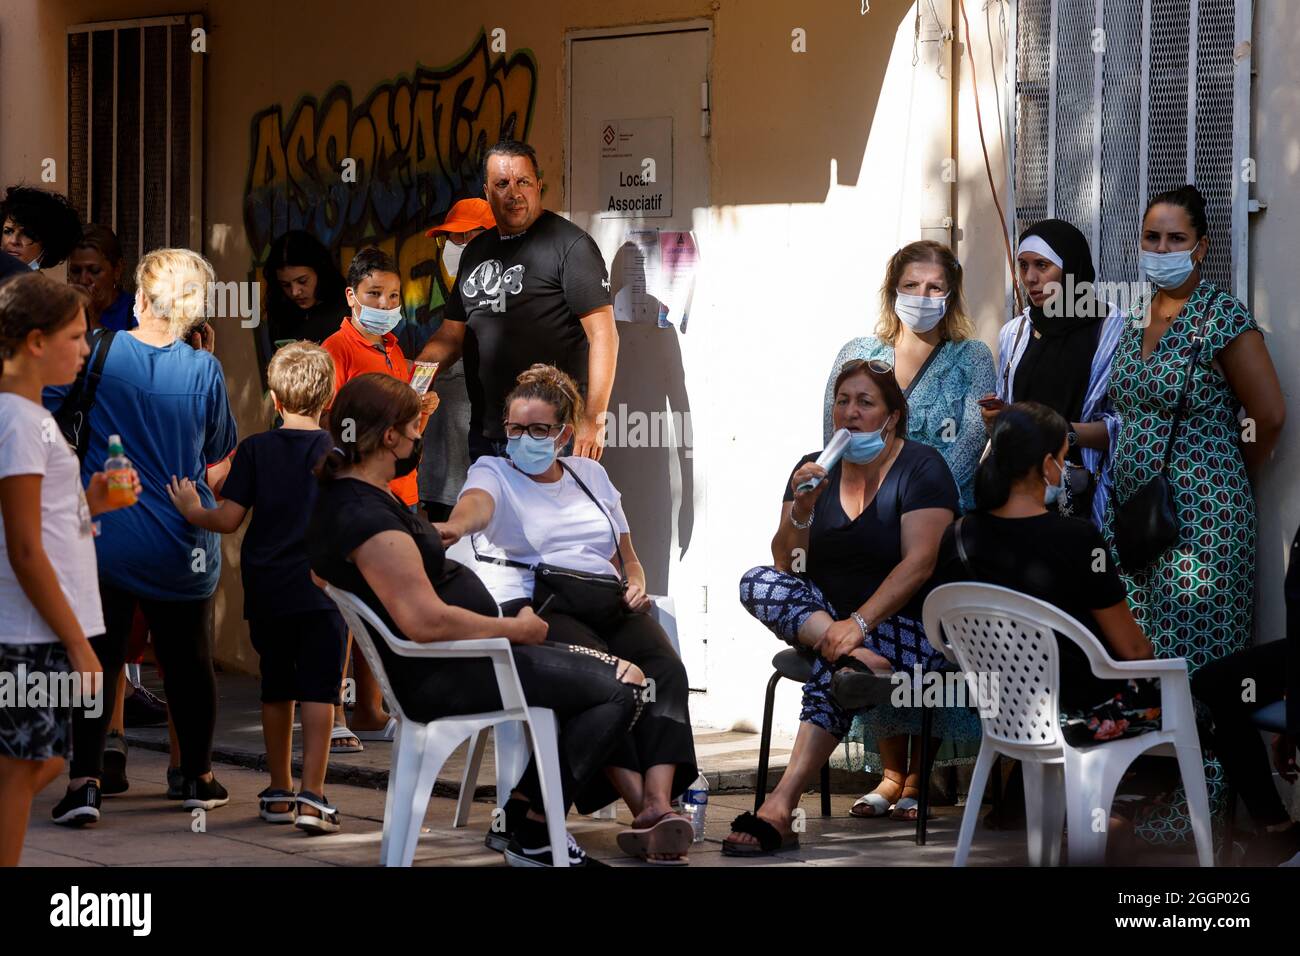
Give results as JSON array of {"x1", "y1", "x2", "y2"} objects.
[{"x1": 242, "y1": 31, "x2": 537, "y2": 328}]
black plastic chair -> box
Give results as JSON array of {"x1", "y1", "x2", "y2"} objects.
[
  {"x1": 756, "y1": 648, "x2": 983, "y2": 845},
  {"x1": 755, "y1": 648, "x2": 832, "y2": 816}
]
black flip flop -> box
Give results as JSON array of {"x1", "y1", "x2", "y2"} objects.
[
  {"x1": 721, "y1": 811, "x2": 799, "y2": 857},
  {"x1": 830, "y1": 657, "x2": 896, "y2": 711}
]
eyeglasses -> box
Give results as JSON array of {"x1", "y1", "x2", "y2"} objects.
[
  {"x1": 865, "y1": 358, "x2": 893, "y2": 375},
  {"x1": 503, "y1": 421, "x2": 563, "y2": 440}
]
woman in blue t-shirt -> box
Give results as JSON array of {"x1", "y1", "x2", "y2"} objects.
[
  {"x1": 46, "y1": 248, "x2": 238, "y2": 825},
  {"x1": 729, "y1": 359, "x2": 959, "y2": 855}
]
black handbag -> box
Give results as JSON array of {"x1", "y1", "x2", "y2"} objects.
[
  {"x1": 52, "y1": 327, "x2": 115, "y2": 461},
  {"x1": 1113, "y1": 292, "x2": 1220, "y2": 571},
  {"x1": 472, "y1": 460, "x2": 628, "y2": 629}
]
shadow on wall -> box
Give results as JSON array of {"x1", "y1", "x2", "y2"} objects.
[{"x1": 601, "y1": 241, "x2": 694, "y2": 596}]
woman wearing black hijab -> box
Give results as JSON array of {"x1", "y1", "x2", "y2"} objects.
[{"x1": 978, "y1": 219, "x2": 1125, "y2": 527}]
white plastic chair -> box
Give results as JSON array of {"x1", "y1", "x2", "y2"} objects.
[
  {"x1": 324, "y1": 585, "x2": 571, "y2": 867},
  {"x1": 922, "y1": 582, "x2": 1214, "y2": 867},
  {"x1": 455, "y1": 595, "x2": 682, "y2": 825}
]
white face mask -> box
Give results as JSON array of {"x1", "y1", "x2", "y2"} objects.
[
  {"x1": 355, "y1": 303, "x2": 403, "y2": 336},
  {"x1": 894, "y1": 292, "x2": 948, "y2": 333},
  {"x1": 441, "y1": 239, "x2": 465, "y2": 279}
]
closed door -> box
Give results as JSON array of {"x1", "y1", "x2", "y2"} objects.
[{"x1": 568, "y1": 25, "x2": 710, "y2": 689}]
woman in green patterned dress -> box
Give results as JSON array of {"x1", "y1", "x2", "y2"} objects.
[{"x1": 1105, "y1": 185, "x2": 1285, "y2": 847}]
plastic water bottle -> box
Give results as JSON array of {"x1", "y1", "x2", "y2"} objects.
[
  {"x1": 104, "y1": 434, "x2": 137, "y2": 508},
  {"x1": 681, "y1": 772, "x2": 709, "y2": 843}
]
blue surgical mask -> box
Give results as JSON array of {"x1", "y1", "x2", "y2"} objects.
[
  {"x1": 1044, "y1": 458, "x2": 1068, "y2": 506},
  {"x1": 355, "y1": 303, "x2": 403, "y2": 336},
  {"x1": 843, "y1": 426, "x2": 888, "y2": 465},
  {"x1": 506, "y1": 433, "x2": 559, "y2": 475},
  {"x1": 894, "y1": 292, "x2": 948, "y2": 333},
  {"x1": 1140, "y1": 249, "x2": 1198, "y2": 289}
]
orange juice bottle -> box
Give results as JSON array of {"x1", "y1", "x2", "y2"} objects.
[{"x1": 105, "y1": 434, "x2": 137, "y2": 508}]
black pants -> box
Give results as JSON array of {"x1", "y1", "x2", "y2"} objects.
[
  {"x1": 373, "y1": 561, "x2": 640, "y2": 814},
  {"x1": 1191, "y1": 640, "x2": 1290, "y2": 828},
  {"x1": 72, "y1": 582, "x2": 216, "y2": 779},
  {"x1": 502, "y1": 598, "x2": 698, "y2": 813}
]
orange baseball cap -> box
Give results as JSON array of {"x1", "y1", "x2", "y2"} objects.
[{"x1": 425, "y1": 198, "x2": 496, "y2": 236}]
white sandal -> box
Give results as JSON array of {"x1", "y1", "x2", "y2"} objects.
[
  {"x1": 890, "y1": 797, "x2": 933, "y2": 821},
  {"x1": 352, "y1": 717, "x2": 398, "y2": 741},
  {"x1": 294, "y1": 791, "x2": 341, "y2": 834},
  {"x1": 330, "y1": 725, "x2": 364, "y2": 754},
  {"x1": 850, "y1": 792, "x2": 895, "y2": 818}
]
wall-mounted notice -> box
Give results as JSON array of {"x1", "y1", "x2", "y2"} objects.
[{"x1": 599, "y1": 118, "x2": 672, "y2": 218}]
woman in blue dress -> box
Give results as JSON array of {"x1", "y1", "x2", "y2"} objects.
[{"x1": 821, "y1": 240, "x2": 993, "y2": 820}]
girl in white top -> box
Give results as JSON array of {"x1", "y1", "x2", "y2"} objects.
[
  {"x1": 0, "y1": 273, "x2": 139, "y2": 862},
  {"x1": 438, "y1": 364, "x2": 699, "y2": 864}
]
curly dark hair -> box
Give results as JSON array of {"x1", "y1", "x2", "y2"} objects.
[{"x1": 1, "y1": 185, "x2": 83, "y2": 268}]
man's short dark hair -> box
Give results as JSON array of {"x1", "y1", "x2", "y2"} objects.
[
  {"x1": 346, "y1": 247, "x2": 399, "y2": 289},
  {"x1": 483, "y1": 139, "x2": 539, "y2": 181}
]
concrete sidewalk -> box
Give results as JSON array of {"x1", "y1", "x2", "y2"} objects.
[
  {"x1": 22, "y1": 749, "x2": 1033, "y2": 867},
  {"x1": 124, "y1": 668, "x2": 808, "y2": 797}
]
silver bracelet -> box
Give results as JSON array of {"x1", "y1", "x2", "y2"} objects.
[
  {"x1": 851, "y1": 611, "x2": 871, "y2": 639},
  {"x1": 789, "y1": 507, "x2": 813, "y2": 530}
]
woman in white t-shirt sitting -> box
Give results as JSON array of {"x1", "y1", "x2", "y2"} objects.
[
  {"x1": 0, "y1": 274, "x2": 139, "y2": 863},
  {"x1": 438, "y1": 364, "x2": 699, "y2": 864}
]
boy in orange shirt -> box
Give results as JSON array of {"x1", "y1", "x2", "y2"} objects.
[{"x1": 321, "y1": 247, "x2": 438, "y2": 741}]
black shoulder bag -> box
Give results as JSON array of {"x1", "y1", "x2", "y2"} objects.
[
  {"x1": 472, "y1": 460, "x2": 628, "y2": 629},
  {"x1": 52, "y1": 327, "x2": 116, "y2": 461},
  {"x1": 1112, "y1": 292, "x2": 1219, "y2": 571}
]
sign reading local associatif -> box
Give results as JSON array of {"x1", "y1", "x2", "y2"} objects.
[{"x1": 599, "y1": 117, "x2": 672, "y2": 218}]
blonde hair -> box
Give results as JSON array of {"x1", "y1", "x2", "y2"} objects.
[
  {"x1": 134, "y1": 248, "x2": 215, "y2": 341},
  {"x1": 876, "y1": 240, "x2": 976, "y2": 347},
  {"x1": 267, "y1": 341, "x2": 335, "y2": 416},
  {"x1": 504, "y1": 364, "x2": 584, "y2": 427}
]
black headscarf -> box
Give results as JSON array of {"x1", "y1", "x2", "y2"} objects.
[
  {"x1": 1017, "y1": 219, "x2": 1101, "y2": 335},
  {"x1": 1012, "y1": 219, "x2": 1105, "y2": 451}
]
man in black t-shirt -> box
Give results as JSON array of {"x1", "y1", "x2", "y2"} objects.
[{"x1": 416, "y1": 139, "x2": 617, "y2": 462}]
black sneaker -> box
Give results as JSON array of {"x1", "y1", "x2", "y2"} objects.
[
  {"x1": 181, "y1": 775, "x2": 229, "y2": 810},
  {"x1": 166, "y1": 767, "x2": 184, "y2": 800},
  {"x1": 504, "y1": 828, "x2": 605, "y2": 868},
  {"x1": 52, "y1": 782, "x2": 101, "y2": 826},
  {"x1": 101, "y1": 731, "x2": 129, "y2": 795},
  {"x1": 123, "y1": 684, "x2": 168, "y2": 728},
  {"x1": 484, "y1": 797, "x2": 529, "y2": 853}
]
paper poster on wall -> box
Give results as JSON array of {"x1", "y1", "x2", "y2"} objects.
[
  {"x1": 599, "y1": 118, "x2": 672, "y2": 218},
  {"x1": 613, "y1": 228, "x2": 660, "y2": 324},
  {"x1": 658, "y1": 231, "x2": 698, "y2": 331}
]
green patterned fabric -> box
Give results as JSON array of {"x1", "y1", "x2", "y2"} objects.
[{"x1": 1103, "y1": 280, "x2": 1258, "y2": 847}]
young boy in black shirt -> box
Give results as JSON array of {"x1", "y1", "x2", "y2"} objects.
[{"x1": 167, "y1": 341, "x2": 345, "y2": 833}]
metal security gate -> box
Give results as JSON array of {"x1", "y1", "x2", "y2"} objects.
[
  {"x1": 67, "y1": 15, "x2": 204, "y2": 269},
  {"x1": 1009, "y1": 0, "x2": 1251, "y2": 299}
]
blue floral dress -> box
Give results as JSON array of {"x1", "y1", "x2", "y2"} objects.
[{"x1": 822, "y1": 335, "x2": 995, "y2": 770}]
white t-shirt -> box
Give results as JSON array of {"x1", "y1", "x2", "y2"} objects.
[
  {"x1": 460, "y1": 456, "x2": 630, "y2": 604},
  {"x1": 0, "y1": 393, "x2": 104, "y2": 644}
]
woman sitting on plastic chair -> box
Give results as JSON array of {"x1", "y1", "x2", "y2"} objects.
[
  {"x1": 729, "y1": 359, "x2": 959, "y2": 855},
  {"x1": 932, "y1": 401, "x2": 1162, "y2": 746},
  {"x1": 437, "y1": 364, "x2": 699, "y2": 865},
  {"x1": 306, "y1": 373, "x2": 647, "y2": 868}
]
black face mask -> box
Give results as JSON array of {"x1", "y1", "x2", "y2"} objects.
[{"x1": 391, "y1": 436, "x2": 423, "y2": 478}]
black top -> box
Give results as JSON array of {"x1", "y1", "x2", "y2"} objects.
[
  {"x1": 1013, "y1": 317, "x2": 1104, "y2": 465},
  {"x1": 782, "y1": 440, "x2": 959, "y2": 621},
  {"x1": 0, "y1": 251, "x2": 28, "y2": 286},
  {"x1": 932, "y1": 511, "x2": 1128, "y2": 708},
  {"x1": 444, "y1": 211, "x2": 611, "y2": 440},
  {"x1": 269, "y1": 294, "x2": 349, "y2": 347},
  {"x1": 306, "y1": 477, "x2": 498, "y2": 709},
  {"x1": 220, "y1": 428, "x2": 335, "y2": 620}
]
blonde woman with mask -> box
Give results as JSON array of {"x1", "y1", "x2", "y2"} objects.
[
  {"x1": 821, "y1": 240, "x2": 992, "y2": 822},
  {"x1": 43, "y1": 248, "x2": 238, "y2": 825}
]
